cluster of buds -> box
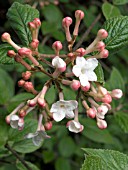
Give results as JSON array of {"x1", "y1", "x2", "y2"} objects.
[{"x1": 2, "y1": 10, "x2": 123, "y2": 146}]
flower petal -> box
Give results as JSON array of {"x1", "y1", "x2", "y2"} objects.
[
  {"x1": 68, "y1": 120, "x2": 82, "y2": 133},
  {"x1": 76, "y1": 57, "x2": 86, "y2": 67},
  {"x1": 86, "y1": 71, "x2": 97, "y2": 81},
  {"x1": 72, "y1": 65, "x2": 81, "y2": 77},
  {"x1": 65, "y1": 110, "x2": 74, "y2": 119},
  {"x1": 79, "y1": 74, "x2": 89, "y2": 86},
  {"x1": 53, "y1": 110, "x2": 65, "y2": 122},
  {"x1": 65, "y1": 100, "x2": 78, "y2": 110},
  {"x1": 50, "y1": 101, "x2": 60, "y2": 112},
  {"x1": 32, "y1": 133, "x2": 43, "y2": 146},
  {"x1": 25, "y1": 132, "x2": 38, "y2": 139},
  {"x1": 86, "y1": 58, "x2": 98, "y2": 70}
]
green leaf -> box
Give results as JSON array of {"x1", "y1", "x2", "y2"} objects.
[
  {"x1": 10, "y1": 93, "x2": 34, "y2": 102},
  {"x1": 17, "y1": 161, "x2": 40, "y2": 170},
  {"x1": 55, "y1": 158, "x2": 71, "y2": 170},
  {"x1": 81, "y1": 118, "x2": 114, "y2": 144},
  {"x1": 43, "y1": 150, "x2": 55, "y2": 163},
  {"x1": 0, "y1": 68, "x2": 14, "y2": 104},
  {"x1": 81, "y1": 156, "x2": 104, "y2": 170},
  {"x1": 103, "y1": 16, "x2": 128, "y2": 53},
  {"x1": 0, "y1": 44, "x2": 15, "y2": 64},
  {"x1": 41, "y1": 21, "x2": 58, "y2": 35},
  {"x1": 113, "y1": 0, "x2": 128, "y2": 5},
  {"x1": 95, "y1": 62, "x2": 104, "y2": 83},
  {"x1": 102, "y1": 2, "x2": 121, "y2": 20},
  {"x1": 114, "y1": 111, "x2": 128, "y2": 133},
  {"x1": 7, "y1": 2, "x2": 39, "y2": 46},
  {"x1": 105, "y1": 67, "x2": 125, "y2": 92},
  {"x1": 82, "y1": 148, "x2": 128, "y2": 170},
  {"x1": 58, "y1": 136, "x2": 76, "y2": 157},
  {"x1": 0, "y1": 119, "x2": 9, "y2": 148}
]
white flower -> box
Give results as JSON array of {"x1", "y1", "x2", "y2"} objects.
[
  {"x1": 52, "y1": 56, "x2": 66, "y2": 71},
  {"x1": 97, "y1": 103, "x2": 111, "y2": 119},
  {"x1": 72, "y1": 57, "x2": 98, "y2": 86},
  {"x1": 50, "y1": 100, "x2": 78, "y2": 122},
  {"x1": 67, "y1": 120, "x2": 84, "y2": 133},
  {"x1": 10, "y1": 115, "x2": 24, "y2": 130},
  {"x1": 25, "y1": 130, "x2": 50, "y2": 146}
]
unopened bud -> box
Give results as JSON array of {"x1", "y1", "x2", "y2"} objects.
[
  {"x1": 19, "y1": 109, "x2": 26, "y2": 118},
  {"x1": 97, "y1": 118, "x2": 107, "y2": 129},
  {"x1": 33, "y1": 18, "x2": 41, "y2": 28},
  {"x1": 76, "y1": 48, "x2": 86, "y2": 56},
  {"x1": 96, "y1": 41, "x2": 105, "y2": 51},
  {"x1": 37, "y1": 98, "x2": 46, "y2": 108},
  {"x1": 1, "y1": 32, "x2": 11, "y2": 42},
  {"x1": 99, "y1": 49, "x2": 109, "y2": 58},
  {"x1": 28, "y1": 22, "x2": 36, "y2": 31},
  {"x1": 86, "y1": 108, "x2": 96, "y2": 118},
  {"x1": 111, "y1": 89, "x2": 123, "y2": 99},
  {"x1": 22, "y1": 71, "x2": 31, "y2": 80},
  {"x1": 18, "y1": 47, "x2": 32, "y2": 57},
  {"x1": 44, "y1": 121, "x2": 52, "y2": 130},
  {"x1": 97, "y1": 29, "x2": 108, "y2": 40},
  {"x1": 7, "y1": 50, "x2": 16, "y2": 58},
  {"x1": 75, "y1": 10, "x2": 84, "y2": 20},
  {"x1": 30, "y1": 39, "x2": 39, "y2": 49},
  {"x1": 18, "y1": 79, "x2": 25, "y2": 87},
  {"x1": 24, "y1": 82, "x2": 34, "y2": 92},
  {"x1": 52, "y1": 41, "x2": 63, "y2": 51},
  {"x1": 67, "y1": 53, "x2": 74, "y2": 59},
  {"x1": 70, "y1": 80, "x2": 80, "y2": 90},
  {"x1": 81, "y1": 82, "x2": 90, "y2": 92},
  {"x1": 102, "y1": 93, "x2": 112, "y2": 104},
  {"x1": 27, "y1": 99, "x2": 37, "y2": 107},
  {"x1": 62, "y1": 17, "x2": 72, "y2": 28},
  {"x1": 5, "y1": 115, "x2": 10, "y2": 124}
]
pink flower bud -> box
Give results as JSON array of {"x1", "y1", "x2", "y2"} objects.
[
  {"x1": 81, "y1": 82, "x2": 90, "y2": 92},
  {"x1": 18, "y1": 48, "x2": 32, "y2": 57},
  {"x1": 52, "y1": 56, "x2": 66, "y2": 72},
  {"x1": 102, "y1": 93, "x2": 112, "y2": 104},
  {"x1": 99, "y1": 49, "x2": 109, "y2": 58},
  {"x1": 68, "y1": 53, "x2": 74, "y2": 59},
  {"x1": 18, "y1": 79, "x2": 25, "y2": 87},
  {"x1": 96, "y1": 41, "x2": 105, "y2": 51},
  {"x1": 66, "y1": 120, "x2": 72, "y2": 127},
  {"x1": 75, "y1": 10, "x2": 84, "y2": 20},
  {"x1": 44, "y1": 121, "x2": 53, "y2": 130},
  {"x1": 97, "y1": 29, "x2": 108, "y2": 40},
  {"x1": 111, "y1": 89, "x2": 123, "y2": 99},
  {"x1": 22, "y1": 71, "x2": 32, "y2": 80},
  {"x1": 70, "y1": 80, "x2": 80, "y2": 90},
  {"x1": 86, "y1": 108, "x2": 96, "y2": 118},
  {"x1": 5, "y1": 115, "x2": 10, "y2": 124},
  {"x1": 7, "y1": 50, "x2": 16, "y2": 58},
  {"x1": 62, "y1": 17, "x2": 72, "y2": 28},
  {"x1": 28, "y1": 22, "x2": 36, "y2": 30},
  {"x1": 19, "y1": 109, "x2": 26, "y2": 118},
  {"x1": 52, "y1": 41, "x2": 63, "y2": 51},
  {"x1": 30, "y1": 39, "x2": 39, "y2": 49},
  {"x1": 24, "y1": 82, "x2": 34, "y2": 92},
  {"x1": 33, "y1": 18, "x2": 41, "y2": 28},
  {"x1": 97, "y1": 118, "x2": 107, "y2": 129},
  {"x1": 76, "y1": 48, "x2": 86, "y2": 56},
  {"x1": 99, "y1": 86, "x2": 108, "y2": 96},
  {"x1": 27, "y1": 99, "x2": 37, "y2": 107},
  {"x1": 37, "y1": 98, "x2": 46, "y2": 108},
  {"x1": 18, "y1": 118, "x2": 24, "y2": 131},
  {"x1": 1, "y1": 32, "x2": 11, "y2": 42}
]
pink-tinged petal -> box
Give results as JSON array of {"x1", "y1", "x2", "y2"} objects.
[
  {"x1": 53, "y1": 111, "x2": 65, "y2": 122},
  {"x1": 68, "y1": 120, "x2": 83, "y2": 133},
  {"x1": 72, "y1": 65, "x2": 81, "y2": 77},
  {"x1": 79, "y1": 74, "x2": 89, "y2": 86},
  {"x1": 65, "y1": 110, "x2": 74, "y2": 119},
  {"x1": 52, "y1": 56, "x2": 66, "y2": 68},
  {"x1": 76, "y1": 57, "x2": 86, "y2": 67},
  {"x1": 86, "y1": 71, "x2": 97, "y2": 81},
  {"x1": 50, "y1": 101, "x2": 60, "y2": 112},
  {"x1": 10, "y1": 115, "x2": 19, "y2": 129}
]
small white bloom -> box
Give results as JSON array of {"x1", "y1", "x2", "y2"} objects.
[
  {"x1": 97, "y1": 118, "x2": 107, "y2": 129},
  {"x1": 25, "y1": 130, "x2": 50, "y2": 146},
  {"x1": 111, "y1": 89, "x2": 123, "y2": 99},
  {"x1": 52, "y1": 56, "x2": 66, "y2": 69},
  {"x1": 72, "y1": 57, "x2": 98, "y2": 86},
  {"x1": 97, "y1": 103, "x2": 111, "y2": 119},
  {"x1": 10, "y1": 115, "x2": 24, "y2": 130},
  {"x1": 50, "y1": 100, "x2": 78, "y2": 122},
  {"x1": 67, "y1": 120, "x2": 84, "y2": 133}
]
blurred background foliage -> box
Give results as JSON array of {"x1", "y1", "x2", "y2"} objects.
[{"x1": 0, "y1": 0, "x2": 128, "y2": 170}]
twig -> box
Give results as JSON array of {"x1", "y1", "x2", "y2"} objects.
[
  {"x1": 73, "y1": 13, "x2": 101, "y2": 51},
  {"x1": 39, "y1": 54, "x2": 67, "y2": 58},
  {"x1": 5, "y1": 144, "x2": 32, "y2": 170}
]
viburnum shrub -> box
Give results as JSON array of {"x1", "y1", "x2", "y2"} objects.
[{"x1": 1, "y1": 1, "x2": 128, "y2": 170}]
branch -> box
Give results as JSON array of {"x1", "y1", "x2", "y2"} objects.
[
  {"x1": 73, "y1": 13, "x2": 101, "y2": 51},
  {"x1": 5, "y1": 144, "x2": 32, "y2": 170}
]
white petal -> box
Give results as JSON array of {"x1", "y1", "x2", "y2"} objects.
[
  {"x1": 52, "y1": 56, "x2": 59, "y2": 67},
  {"x1": 32, "y1": 133, "x2": 43, "y2": 146},
  {"x1": 86, "y1": 71, "x2": 97, "y2": 81},
  {"x1": 52, "y1": 56, "x2": 65, "y2": 68},
  {"x1": 65, "y1": 100, "x2": 78, "y2": 111},
  {"x1": 50, "y1": 101, "x2": 60, "y2": 112},
  {"x1": 53, "y1": 110, "x2": 65, "y2": 122},
  {"x1": 65, "y1": 110, "x2": 74, "y2": 119},
  {"x1": 86, "y1": 58, "x2": 98, "y2": 70},
  {"x1": 25, "y1": 132, "x2": 38, "y2": 139},
  {"x1": 72, "y1": 65, "x2": 81, "y2": 77},
  {"x1": 10, "y1": 115, "x2": 19, "y2": 129},
  {"x1": 76, "y1": 57, "x2": 86, "y2": 67},
  {"x1": 10, "y1": 115, "x2": 19, "y2": 121},
  {"x1": 79, "y1": 74, "x2": 89, "y2": 86},
  {"x1": 68, "y1": 121, "x2": 81, "y2": 133}
]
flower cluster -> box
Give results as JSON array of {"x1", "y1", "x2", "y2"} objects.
[{"x1": 2, "y1": 10, "x2": 123, "y2": 146}]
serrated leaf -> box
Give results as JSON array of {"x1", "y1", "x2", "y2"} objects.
[
  {"x1": 103, "y1": 16, "x2": 128, "y2": 53},
  {"x1": 95, "y1": 62, "x2": 104, "y2": 83},
  {"x1": 113, "y1": 0, "x2": 128, "y2": 5},
  {"x1": 0, "y1": 68, "x2": 14, "y2": 104},
  {"x1": 102, "y1": 2, "x2": 121, "y2": 20},
  {"x1": 114, "y1": 111, "x2": 128, "y2": 133},
  {"x1": 0, "y1": 44, "x2": 15, "y2": 64},
  {"x1": 7, "y1": 2, "x2": 39, "y2": 46},
  {"x1": 82, "y1": 148, "x2": 128, "y2": 170},
  {"x1": 80, "y1": 156, "x2": 104, "y2": 170},
  {"x1": 17, "y1": 161, "x2": 40, "y2": 170},
  {"x1": 10, "y1": 93, "x2": 34, "y2": 102}
]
